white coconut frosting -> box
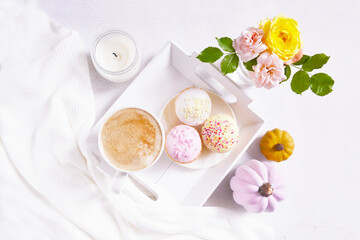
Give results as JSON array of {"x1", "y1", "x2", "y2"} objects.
[{"x1": 175, "y1": 88, "x2": 211, "y2": 126}]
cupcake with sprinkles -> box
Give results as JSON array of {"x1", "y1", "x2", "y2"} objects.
[
  {"x1": 175, "y1": 87, "x2": 211, "y2": 126},
  {"x1": 201, "y1": 114, "x2": 239, "y2": 153},
  {"x1": 165, "y1": 125, "x2": 202, "y2": 164}
]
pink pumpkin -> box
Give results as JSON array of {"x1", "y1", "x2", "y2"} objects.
[{"x1": 230, "y1": 159, "x2": 285, "y2": 213}]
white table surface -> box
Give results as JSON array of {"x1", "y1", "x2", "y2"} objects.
[{"x1": 39, "y1": 0, "x2": 360, "y2": 239}]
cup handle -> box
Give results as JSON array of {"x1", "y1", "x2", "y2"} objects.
[
  {"x1": 112, "y1": 171, "x2": 129, "y2": 194},
  {"x1": 95, "y1": 154, "x2": 160, "y2": 203},
  {"x1": 111, "y1": 171, "x2": 152, "y2": 204}
]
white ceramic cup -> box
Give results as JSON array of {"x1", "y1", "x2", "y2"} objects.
[{"x1": 98, "y1": 107, "x2": 165, "y2": 194}]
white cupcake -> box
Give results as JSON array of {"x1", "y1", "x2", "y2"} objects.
[
  {"x1": 175, "y1": 87, "x2": 211, "y2": 126},
  {"x1": 201, "y1": 114, "x2": 239, "y2": 153}
]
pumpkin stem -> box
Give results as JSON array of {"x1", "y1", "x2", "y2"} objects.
[
  {"x1": 275, "y1": 143, "x2": 284, "y2": 151},
  {"x1": 259, "y1": 183, "x2": 274, "y2": 197}
]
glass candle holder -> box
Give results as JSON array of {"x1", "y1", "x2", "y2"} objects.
[
  {"x1": 91, "y1": 31, "x2": 141, "y2": 82},
  {"x1": 236, "y1": 60, "x2": 254, "y2": 87}
]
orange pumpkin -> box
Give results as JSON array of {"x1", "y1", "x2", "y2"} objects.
[{"x1": 260, "y1": 128, "x2": 295, "y2": 162}]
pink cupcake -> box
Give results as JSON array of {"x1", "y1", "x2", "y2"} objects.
[{"x1": 165, "y1": 125, "x2": 202, "y2": 164}]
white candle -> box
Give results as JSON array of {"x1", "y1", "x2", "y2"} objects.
[{"x1": 91, "y1": 31, "x2": 141, "y2": 82}]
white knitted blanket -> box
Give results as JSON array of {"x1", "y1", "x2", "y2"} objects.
[{"x1": 0, "y1": 1, "x2": 274, "y2": 239}]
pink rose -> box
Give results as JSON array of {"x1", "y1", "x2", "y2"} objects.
[
  {"x1": 249, "y1": 52, "x2": 286, "y2": 89},
  {"x1": 285, "y1": 49, "x2": 304, "y2": 65},
  {"x1": 233, "y1": 27, "x2": 267, "y2": 62}
]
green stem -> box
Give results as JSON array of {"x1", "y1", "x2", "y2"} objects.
[
  {"x1": 290, "y1": 64, "x2": 313, "y2": 76},
  {"x1": 291, "y1": 65, "x2": 302, "y2": 70}
]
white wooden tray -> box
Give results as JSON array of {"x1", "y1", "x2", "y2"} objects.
[{"x1": 86, "y1": 42, "x2": 264, "y2": 206}]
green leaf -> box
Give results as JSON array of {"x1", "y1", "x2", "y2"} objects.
[
  {"x1": 280, "y1": 64, "x2": 291, "y2": 83},
  {"x1": 197, "y1": 47, "x2": 223, "y2": 63},
  {"x1": 243, "y1": 58, "x2": 257, "y2": 71},
  {"x1": 310, "y1": 73, "x2": 334, "y2": 96},
  {"x1": 216, "y1": 37, "x2": 235, "y2": 52},
  {"x1": 302, "y1": 54, "x2": 330, "y2": 72},
  {"x1": 291, "y1": 70, "x2": 311, "y2": 94},
  {"x1": 221, "y1": 54, "x2": 239, "y2": 75},
  {"x1": 292, "y1": 54, "x2": 310, "y2": 65}
]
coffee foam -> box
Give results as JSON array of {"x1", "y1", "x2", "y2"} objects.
[{"x1": 101, "y1": 108, "x2": 162, "y2": 171}]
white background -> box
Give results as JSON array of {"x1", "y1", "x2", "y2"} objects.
[{"x1": 39, "y1": 0, "x2": 360, "y2": 239}]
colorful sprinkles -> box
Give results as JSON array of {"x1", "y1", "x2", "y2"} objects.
[{"x1": 201, "y1": 114, "x2": 239, "y2": 153}]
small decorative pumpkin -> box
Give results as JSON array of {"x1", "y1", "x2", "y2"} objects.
[
  {"x1": 260, "y1": 128, "x2": 295, "y2": 162},
  {"x1": 230, "y1": 159, "x2": 285, "y2": 213}
]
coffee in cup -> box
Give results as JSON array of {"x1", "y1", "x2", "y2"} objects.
[{"x1": 99, "y1": 108, "x2": 163, "y2": 172}]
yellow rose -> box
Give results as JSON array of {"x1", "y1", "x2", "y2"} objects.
[{"x1": 260, "y1": 14, "x2": 303, "y2": 61}]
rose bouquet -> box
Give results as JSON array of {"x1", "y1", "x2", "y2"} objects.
[{"x1": 197, "y1": 14, "x2": 334, "y2": 96}]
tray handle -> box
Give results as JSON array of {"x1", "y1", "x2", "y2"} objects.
[
  {"x1": 170, "y1": 42, "x2": 252, "y2": 106},
  {"x1": 194, "y1": 66, "x2": 237, "y2": 104}
]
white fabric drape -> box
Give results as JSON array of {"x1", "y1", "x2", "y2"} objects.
[{"x1": 0, "y1": 1, "x2": 274, "y2": 239}]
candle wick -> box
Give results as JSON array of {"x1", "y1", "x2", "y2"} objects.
[{"x1": 112, "y1": 52, "x2": 118, "y2": 57}]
